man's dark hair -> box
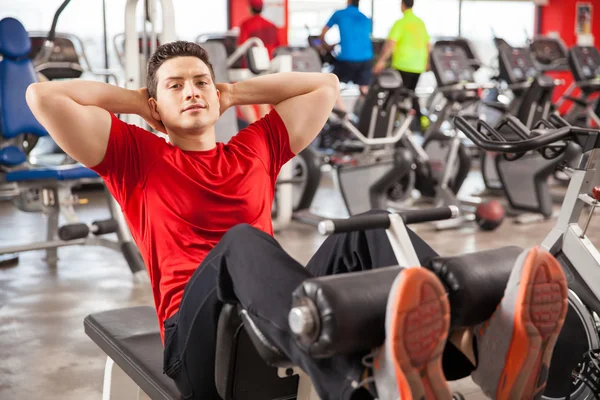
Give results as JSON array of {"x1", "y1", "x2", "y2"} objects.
[
  {"x1": 402, "y1": 0, "x2": 414, "y2": 8},
  {"x1": 350, "y1": 0, "x2": 360, "y2": 7},
  {"x1": 147, "y1": 41, "x2": 216, "y2": 99},
  {"x1": 251, "y1": 5, "x2": 263, "y2": 14}
]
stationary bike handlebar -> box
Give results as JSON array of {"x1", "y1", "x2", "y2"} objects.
[
  {"x1": 453, "y1": 114, "x2": 599, "y2": 156},
  {"x1": 454, "y1": 116, "x2": 570, "y2": 153}
]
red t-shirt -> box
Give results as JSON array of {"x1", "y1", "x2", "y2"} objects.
[
  {"x1": 238, "y1": 15, "x2": 281, "y2": 58},
  {"x1": 91, "y1": 110, "x2": 295, "y2": 341}
]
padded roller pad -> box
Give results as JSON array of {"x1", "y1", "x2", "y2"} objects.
[
  {"x1": 427, "y1": 246, "x2": 523, "y2": 328},
  {"x1": 5, "y1": 165, "x2": 99, "y2": 182},
  {"x1": 292, "y1": 265, "x2": 403, "y2": 358},
  {"x1": 84, "y1": 306, "x2": 179, "y2": 400}
]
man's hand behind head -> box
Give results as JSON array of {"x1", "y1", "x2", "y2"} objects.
[
  {"x1": 137, "y1": 88, "x2": 167, "y2": 133},
  {"x1": 215, "y1": 83, "x2": 232, "y2": 116}
]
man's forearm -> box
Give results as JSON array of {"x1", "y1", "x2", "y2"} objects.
[
  {"x1": 229, "y1": 72, "x2": 338, "y2": 107},
  {"x1": 28, "y1": 80, "x2": 145, "y2": 115},
  {"x1": 377, "y1": 40, "x2": 396, "y2": 64}
]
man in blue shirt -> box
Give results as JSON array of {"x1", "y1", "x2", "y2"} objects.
[{"x1": 319, "y1": 0, "x2": 373, "y2": 111}]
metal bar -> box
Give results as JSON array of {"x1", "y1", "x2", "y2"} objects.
[
  {"x1": 227, "y1": 37, "x2": 266, "y2": 68},
  {"x1": 439, "y1": 136, "x2": 461, "y2": 190},
  {"x1": 458, "y1": 0, "x2": 463, "y2": 37},
  {"x1": 386, "y1": 213, "x2": 421, "y2": 268},
  {"x1": 102, "y1": 0, "x2": 110, "y2": 83},
  {"x1": 0, "y1": 239, "x2": 87, "y2": 254},
  {"x1": 342, "y1": 116, "x2": 410, "y2": 146}
]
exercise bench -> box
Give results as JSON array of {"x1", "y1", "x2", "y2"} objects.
[{"x1": 84, "y1": 304, "x2": 309, "y2": 400}]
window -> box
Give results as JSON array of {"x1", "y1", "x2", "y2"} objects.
[
  {"x1": 1, "y1": 0, "x2": 227, "y2": 84},
  {"x1": 459, "y1": 0, "x2": 536, "y2": 68}
]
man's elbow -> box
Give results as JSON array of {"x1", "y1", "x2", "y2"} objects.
[
  {"x1": 26, "y1": 82, "x2": 50, "y2": 112},
  {"x1": 324, "y1": 73, "x2": 340, "y2": 98}
]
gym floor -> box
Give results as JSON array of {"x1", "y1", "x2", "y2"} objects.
[{"x1": 0, "y1": 168, "x2": 596, "y2": 400}]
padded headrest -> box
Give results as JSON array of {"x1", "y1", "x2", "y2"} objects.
[{"x1": 0, "y1": 18, "x2": 31, "y2": 58}]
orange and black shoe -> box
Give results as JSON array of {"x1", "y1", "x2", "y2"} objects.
[
  {"x1": 471, "y1": 247, "x2": 568, "y2": 399},
  {"x1": 372, "y1": 267, "x2": 453, "y2": 400}
]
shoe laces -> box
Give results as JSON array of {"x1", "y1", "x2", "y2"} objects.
[{"x1": 357, "y1": 349, "x2": 379, "y2": 398}]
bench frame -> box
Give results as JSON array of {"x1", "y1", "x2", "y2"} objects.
[{"x1": 100, "y1": 354, "x2": 319, "y2": 400}]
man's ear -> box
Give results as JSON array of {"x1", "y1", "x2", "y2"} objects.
[{"x1": 148, "y1": 97, "x2": 162, "y2": 121}]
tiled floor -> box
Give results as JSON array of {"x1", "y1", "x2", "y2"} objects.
[{"x1": 0, "y1": 168, "x2": 596, "y2": 399}]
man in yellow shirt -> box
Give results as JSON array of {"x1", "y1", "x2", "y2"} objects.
[{"x1": 373, "y1": 0, "x2": 430, "y2": 130}]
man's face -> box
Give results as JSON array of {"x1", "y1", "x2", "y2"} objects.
[{"x1": 150, "y1": 56, "x2": 220, "y2": 135}]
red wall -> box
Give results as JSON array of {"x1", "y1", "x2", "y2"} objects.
[
  {"x1": 539, "y1": 0, "x2": 600, "y2": 46},
  {"x1": 538, "y1": 0, "x2": 600, "y2": 112},
  {"x1": 229, "y1": 0, "x2": 288, "y2": 46}
]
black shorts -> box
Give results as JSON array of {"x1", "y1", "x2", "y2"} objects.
[{"x1": 333, "y1": 59, "x2": 373, "y2": 86}]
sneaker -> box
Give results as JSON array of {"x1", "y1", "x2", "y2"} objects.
[
  {"x1": 373, "y1": 267, "x2": 453, "y2": 400},
  {"x1": 471, "y1": 247, "x2": 568, "y2": 399}
]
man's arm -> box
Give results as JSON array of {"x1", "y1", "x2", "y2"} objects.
[
  {"x1": 26, "y1": 81, "x2": 157, "y2": 167},
  {"x1": 319, "y1": 26, "x2": 330, "y2": 44},
  {"x1": 319, "y1": 11, "x2": 337, "y2": 51},
  {"x1": 373, "y1": 39, "x2": 396, "y2": 73},
  {"x1": 425, "y1": 42, "x2": 432, "y2": 71},
  {"x1": 222, "y1": 72, "x2": 339, "y2": 154}
]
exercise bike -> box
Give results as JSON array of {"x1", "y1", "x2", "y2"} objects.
[
  {"x1": 478, "y1": 40, "x2": 584, "y2": 224},
  {"x1": 455, "y1": 112, "x2": 600, "y2": 400},
  {"x1": 389, "y1": 42, "x2": 504, "y2": 231}
]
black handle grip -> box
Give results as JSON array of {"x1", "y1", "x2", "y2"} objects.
[
  {"x1": 318, "y1": 207, "x2": 459, "y2": 235},
  {"x1": 401, "y1": 206, "x2": 459, "y2": 225},
  {"x1": 92, "y1": 219, "x2": 118, "y2": 236},
  {"x1": 58, "y1": 223, "x2": 89, "y2": 241},
  {"x1": 318, "y1": 214, "x2": 391, "y2": 235}
]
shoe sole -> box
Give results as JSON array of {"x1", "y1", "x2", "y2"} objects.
[
  {"x1": 496, "y1": 248, "x2": 568, "y2": 400},
  {"x1": 389, "y1": 268, "x2": 452, "y2": 400}
]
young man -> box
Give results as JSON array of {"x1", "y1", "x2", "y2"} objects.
[
  {"x1": 26, "y1": 41, "x2": 568, "y2": 400},
  {"x1": 373, "y1": 0, "x2": 430, "y2": 130},
  {"x1": 320, "y1": 0, "x2": 374, "y2": 111},
  {"x1": 237, "y1": 0, "x2": 280, "y2": 124}
]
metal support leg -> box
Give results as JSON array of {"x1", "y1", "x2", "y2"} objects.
[
  {"x1": 273, "y1": 161, "x2": 293, "y2": 232},
  {"x1": 104, "y1": 188, "x2": 148, "y2": 280},
  {"x1": 45, "y1": 188, "x2": 60, "y2": 266},
  {"x1": 102, "y1": 357, "x2": 143, "y2": 400},
  {"x1": 296, "y1": 370, "x2": 320, "y2": 400}
]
